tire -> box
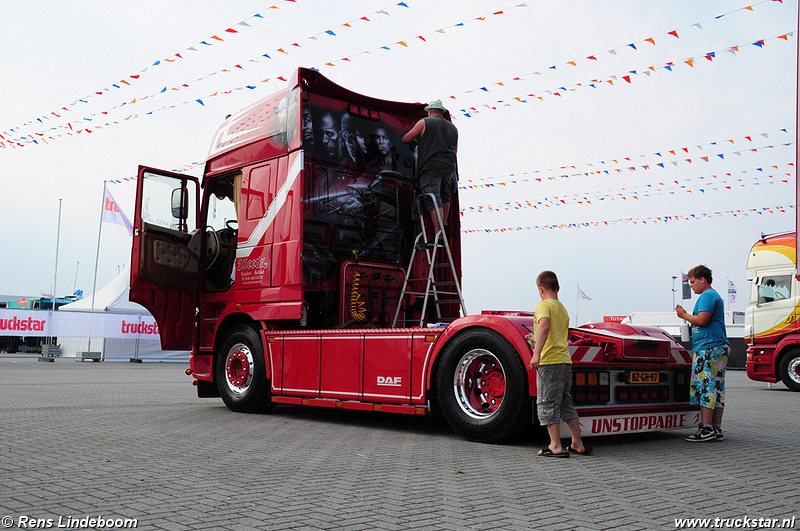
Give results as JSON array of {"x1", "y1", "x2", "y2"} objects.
[
  {"x1": 778, "y1": 350, "x2": 800, "y2": 392},
  {"x1": 435, "y1": 328, "x2": 531, "y2": 443},
  {"x1": 215, "y1": 325, "x2": 273, "y2": 412}
]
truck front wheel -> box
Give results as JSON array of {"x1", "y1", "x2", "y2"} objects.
[
  {"x1": 216, "y1": 325, "x2": 273, "y2": 412},
  {"x1": 778, "y1": 350, "x2": 800, "y2": 391},
  {"x1": 436, "y1": 329, "x2": 530, "y2": 443}
]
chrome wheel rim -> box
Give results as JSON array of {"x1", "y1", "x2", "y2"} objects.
[
  {"x1": 225, "y1": 343, "x2": 254, "y2": 395},
  {"x1": 453, "y1": 348, "x2": 506, "y2": 419},
  {"x1": 788, "y1": 356, "x2": 800, "y2": 385}
]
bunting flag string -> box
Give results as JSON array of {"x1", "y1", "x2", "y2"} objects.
[
  {"x1": 460, "y1": 161, "x2": 794, "y2": 213},
  {"x1": 1, "y1": 2, "x2": 412, "y2": 142},
  {"x1": 123, "y1": 1, "x2": 416, "y2": 109},
  {"x1": 461, "y1": 205, "x2": 796, "y2": 233},
  {"x1": 4, "y1": 1, "x2": 301, "y2": 135},
  {"x1": 459, "y1": 136, "x2": 795, "y2": 191},
  {"x1": 317, "y1": 1, "x2": 530, "y2": 68},
  {"x1": 445, "y1": 0, "x2": 786, "y2": 106},
  {"x1": 104, "y1": 160, "x2": 204, "y2": 184},
  {"x1": 1, "y1": 0, "x2": 532, "y2": 147},
  {"x1": 2, "y1": 6, "x2": 792, "y2": 147},
  {"x1": 11, "y1": 0, "x2": 526, "y2": 143},
  {"x1": 452, "y1": 30, "x2": 795, "y2": 118},
  {"x1": 0, "y1": 82, "x2": 269, "y2": 148}
]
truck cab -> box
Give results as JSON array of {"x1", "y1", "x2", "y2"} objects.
[
  {"x1": 745, "y1": 232, "x2": 800, "y2": 390},
  {"x1": 130, "y1": 68, "x2": 459, "y2": 347}
]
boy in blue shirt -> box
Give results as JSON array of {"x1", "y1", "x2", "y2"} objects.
[{"x1": 676, "y1": 265, "x2": 730, "y2": 442}]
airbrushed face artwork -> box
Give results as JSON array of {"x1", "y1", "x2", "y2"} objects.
[
  {"x1": 300, "y1": 103, "x2": 418, "y2": 293},
  {"x1": 303, "y1": 105, "x2": 413, "y2": 175}
]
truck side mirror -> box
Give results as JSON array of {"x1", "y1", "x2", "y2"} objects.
[{"x1": 171, "y1": 187, "x2": 188, "y2": 220}]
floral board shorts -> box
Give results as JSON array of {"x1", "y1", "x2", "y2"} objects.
[{"x1": 690, "y1": 344, "x2": 730, "y2": 409}]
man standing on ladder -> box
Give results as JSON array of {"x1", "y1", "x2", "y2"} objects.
[{"x1": 402, "y1": 100, "x2": 458, "y2": 238}]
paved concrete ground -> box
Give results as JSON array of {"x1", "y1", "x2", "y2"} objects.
[{"x1": 0, "y1": 357, "x2": 797, "y2": 531}]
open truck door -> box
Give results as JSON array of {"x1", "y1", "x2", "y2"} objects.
[{"x1": 130, "y1": 166, "x2": 200, "y2": 350}]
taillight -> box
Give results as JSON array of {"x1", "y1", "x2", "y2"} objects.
[
  {"x1": 571, "y1": 370, "x2": 610, "y2": 404},
  {"x1": 674, "y1": 371, "x2": 691, "y2": 400},
  {"x1": 616, "y1": 385, "x2": 670, "y2": 402}
]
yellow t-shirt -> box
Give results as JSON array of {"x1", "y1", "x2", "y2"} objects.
[{"x1": 534, "y1": 299, "x2": 572, "y2": 365}]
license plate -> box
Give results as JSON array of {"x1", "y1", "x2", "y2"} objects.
[{"x1": 628, "y1": 371, "x2": 659, "y2": 384}]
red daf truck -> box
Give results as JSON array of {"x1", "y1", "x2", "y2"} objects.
[{"x1": 130, "y1": 67, "x2": 695, "y2": 442}]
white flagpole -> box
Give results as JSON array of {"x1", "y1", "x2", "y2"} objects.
[
  {"x1": 575, "y1": 283, "x2": 579, "y2": 325},
  {"x1": 44, "y1": 199, "x2": 62, "y2": 359},
  {"x1": 87, "y1": 182, "x2": 107, "y2": 352},
  {"x1": 90, "y1": 182, "x2": 107, "y2": 312},
  {"x1": 52, "y1": 199, "x2": 62, "y2": 308}
]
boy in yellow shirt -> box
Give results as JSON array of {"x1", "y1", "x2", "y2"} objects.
[{"x1": 526, "y1": 270, "x2": 592, "y2": 457}]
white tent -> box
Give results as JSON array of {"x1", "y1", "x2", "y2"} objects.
[
  {"x1": 58, "y1": 269, "x2": 189, "y2": 362},
  {"x1": 59, "y1": 268, "x2": 145, "y2": 314}
]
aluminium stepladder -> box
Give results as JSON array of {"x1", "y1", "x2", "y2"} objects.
[{"x1": 392, "y1": 193, "x2": 467, "y2": 328}]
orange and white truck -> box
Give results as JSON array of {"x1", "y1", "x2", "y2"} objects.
[
  {"x1": 745, "y1": 232, "x2": 800, "y2": 391},
  {"x1": 129, "y1": 67, "x2": 696, "y2": 442}
]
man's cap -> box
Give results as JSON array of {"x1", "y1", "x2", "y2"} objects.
[{"x1": 424, "y1": 100, "x2": 447, "y2": 113}]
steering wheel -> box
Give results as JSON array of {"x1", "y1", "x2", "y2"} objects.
[
  {"x1": 205, "y1": 226, "x2": 221, "y2": 269},
  {"x1": 774, "y1": 290, "x2": 787, "y2": 300}
]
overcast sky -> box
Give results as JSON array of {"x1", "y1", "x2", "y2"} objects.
[{"x1": 0, "y1": 0, "x2": 796, "y2": 324}]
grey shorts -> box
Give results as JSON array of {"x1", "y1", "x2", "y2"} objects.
[
  {"x1": 536, "y1": 364, "x2": 579, "y2": 426},
  {"x1": 419, "y1": 168, "x2": 455, "y2": 211}
]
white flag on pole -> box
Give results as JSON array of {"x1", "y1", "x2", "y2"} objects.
[
  {"x1": 101, "y1": 187, "x2": 132, "y2": 236},
  {"x1": 578, "y1": 284, "x2": 592, "y2": 300}
]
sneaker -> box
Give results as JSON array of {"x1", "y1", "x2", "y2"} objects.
[
  {"x1": 714, "y1": 427, "x2": 724, "y2": 441},
  {"x1": 685, "y1": 425, "x2": 716, "y2": 442}
]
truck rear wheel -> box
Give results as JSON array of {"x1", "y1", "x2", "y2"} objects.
[
  {"x1": 216, "y1": 325, "x2": 273, "y2": 412},
  {"x1": 778, "y1": 350, "x2": 800, "y2": 391},
  {"x1": 436, "y1": 329, "x2": 530, "y2": 443}
]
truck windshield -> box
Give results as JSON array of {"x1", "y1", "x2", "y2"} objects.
[{"x1": 755, "y1": 274, "x2": 792, "y2": 304}]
